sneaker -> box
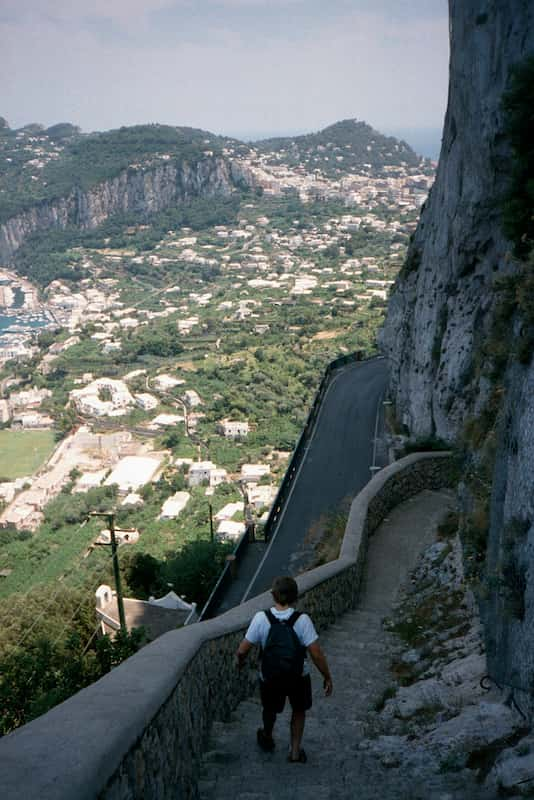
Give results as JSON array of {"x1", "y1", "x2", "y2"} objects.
[{"x1": 257, "y1": 728, "x2": 275, "y2": 752}]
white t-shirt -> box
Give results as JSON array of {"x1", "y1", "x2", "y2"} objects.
[{"x1": 245, "y1": 607, "x2": 318, "y2": 677}]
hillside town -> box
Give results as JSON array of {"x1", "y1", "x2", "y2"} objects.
[{"x1": 0, "y1": 124, "x2": 434, "y2": 602}]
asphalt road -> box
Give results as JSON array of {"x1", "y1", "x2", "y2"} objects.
[{"x1": 241, "y1": 357, "x2": 389, "y2": 601}]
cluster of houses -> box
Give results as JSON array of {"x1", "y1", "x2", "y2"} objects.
[
  {"x1": 222, "y1": 138, "x2": 434, "y2": 212},
  {"x1": 0, "y1": 386, "x2": 54, "y2": 429}
]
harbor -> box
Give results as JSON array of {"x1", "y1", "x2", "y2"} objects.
[{"x1": 0, "y1": 269, "x2": 52, "y2": 360}]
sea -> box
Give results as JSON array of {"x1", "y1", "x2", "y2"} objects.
[{"x1": 0, "y1": 283, "x2": 49, "y2": 337}]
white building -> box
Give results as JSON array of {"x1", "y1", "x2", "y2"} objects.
[
  {"x1": 217, "y1": 419, "x2": 250, "y2": 438},
  {"x1": 134, "y1": 393, "x2": 159, "y2": 411},
  {"x1": 159, "y1": 491, "x2": 191, "y2": 520},
  {"x1": 104, "y1": 455, "x2": 162, "y2": 494},
  {"x1": 177, "y1": 316, "x2": 199, "y2": 333},
  {"x1": 74, "y1": 469, "x2": 108, "y2": 493},
  {"x1": 0, "y1": 399, "x2": 11, "y2": 423},
  {"x1": 149, "y1": 413, "x2": 184, "y2": 428},
  {"x1": 121, "y1": 492, "x2": 144, "y2": 508},
  {"x1": 123, "y1": 369, "x2": 146, "y2": 382},
  {"x1": 240, "y1": 464, "x2": 270, "y2": 483},
  {"x1": 187, "y1": 461, "x2": 227, "y2": 488},
  {"x1": 0, "y1": 482, "x2": 16, "y2": 504},
  {"x1": 248, "y1": 484, "x2": 275, "y2": 508},
  {"x1": 9, "y1": 387, "x2": 52, "y2": 410},
  {"x1": 70, "y1": 378, "x2": 134, "y2": 418},
  {"x1": 96, "y1": 527, "x2": 139, "y2": 546},
  {"x1": 216, "y1": 520, "x2": 246, "y2": 542},
  {"x1": 12, "y1": 413, "x2": 54, "y2": 429},
  {"x1": 153, "y1": 374, "x2": 185, "y2": 391},
  {"x1": 214, "y1": 502, "x2": 243, "y2": 522},
  {"x1": 183, "y1": 390, "x2": 202, "y2": 408}
]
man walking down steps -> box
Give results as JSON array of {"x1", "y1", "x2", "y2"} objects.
[{"x1": 236, "y1": 575, "x2": 333, "y2": 763}]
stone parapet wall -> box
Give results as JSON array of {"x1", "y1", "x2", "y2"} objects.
[{"x1": 0, "y1": 452, "x2": 454, "y2": 800}]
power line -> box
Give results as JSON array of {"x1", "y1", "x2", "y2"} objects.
[
  {"x1": 11, "y1": 518, "x2": 95, "y2": 648},
  {"x1": 81, "y1": 623, "x2": 102, "y2": 656},
  {"x1": 51, "y1": 591, "x2": 97, "y2": 648}
]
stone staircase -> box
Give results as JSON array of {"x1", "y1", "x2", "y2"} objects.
[{"x1": 197, "y1": 490, "x2": 499, "y2": 799}]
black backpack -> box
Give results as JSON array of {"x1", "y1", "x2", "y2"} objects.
[{"x1": 261, "y1": 609, "x2": 305, "y2": 682}]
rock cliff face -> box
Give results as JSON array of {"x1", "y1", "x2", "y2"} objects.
[
  {"x1": 0, "y1": 156, "x2": 244, "y2": 263},
  {"x1": 381, "y1": 0, "x2": 534, "y2": 440},
  {"x1": 380, "y1": 1, "x2": 534, "y2": 716}
]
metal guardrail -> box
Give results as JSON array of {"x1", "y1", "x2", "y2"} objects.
[{"x1": 199, "y1": 350, "x2": 374, "y2": 621}]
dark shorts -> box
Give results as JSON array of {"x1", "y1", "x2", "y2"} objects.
[{"x1": 260, "y1": 674, "x2": 312, "y2": 714}]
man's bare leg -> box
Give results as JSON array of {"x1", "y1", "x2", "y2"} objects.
[{"x1": 289, "y1": 710, "x2": 305, "y2": 760}]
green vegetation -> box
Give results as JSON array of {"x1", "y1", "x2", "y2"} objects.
[
  {"x1": 502, "y1": 54, "x2": 534, "y2": 257},
  {"x1": 0, "y1": 430, "x2": 56, "y2": 479},
  {"x1": 123, "y1": 539, "x2": 232, "y2": 609},
  {"x1": 0, "y1": 124, "x2": 228, "y2": 223},
  {"x1": 0, "y1": 115, "x2": 427, "y2": 734},
  {"x1": 0, "y1": 581, "x2": 145, "y2": 736},
  {"x1": 0, "y1": 479, "x2": 234, "y2": 736},
  {"x1": 254, "y1": 118, "x2": 424, "y2": 176},
  {"x1": 13, "y1": 195, "x2": 241, "y2": 286},
  {"x1": 389, "y1": 588, "x2": 467, "y2": 651},
  {"x1": 312, "y1": 509, "x2": 349, "y2": 567}
]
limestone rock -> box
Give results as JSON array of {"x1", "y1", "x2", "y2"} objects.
[
  {"x1": 423, "y1": 702, "x2": 523, "y2": 768},
  {"x1": 486, "y1": 737, "x2": 534, "y2": 796},
  {"x1": 379, "y1": 0, "x2": 534, "y2": 720},
  {"x1": 0, "y1": 156, "x2": 246, "y2": 263}
]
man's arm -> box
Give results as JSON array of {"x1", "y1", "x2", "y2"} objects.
[
  {"x1": 235, "y1": 637, "x2": 253, "y2": 669},
  {"x1": 307, "y1": 640, "x2": 333, "y2": 695}
]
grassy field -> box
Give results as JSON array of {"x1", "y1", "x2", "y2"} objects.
[{"x1": 0, "y1": 429, "x2": 56, "y2": 479}]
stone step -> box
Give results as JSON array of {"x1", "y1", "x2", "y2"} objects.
[{"x1": 196, "y1": 491, "x2": 476, "y2": 800}]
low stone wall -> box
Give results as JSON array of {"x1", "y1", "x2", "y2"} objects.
[{"x1": 0, "y1": 452, "x2": 454, "y2": 800}]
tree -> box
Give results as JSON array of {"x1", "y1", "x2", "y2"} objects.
[
  {"x1": 124, "y1": 552, "x2": 165, "y2": 598},
  {"x1": 164, "y1": 540, "x2": 233, "y2": 607}
]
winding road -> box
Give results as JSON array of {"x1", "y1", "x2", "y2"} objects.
[{"x1": 240, "y1": 357, "x2": 389, "y2": 601}]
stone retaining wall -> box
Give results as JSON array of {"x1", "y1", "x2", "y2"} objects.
[{"x1": 0, "y1": 452, "x2": 455, "y2": 800}]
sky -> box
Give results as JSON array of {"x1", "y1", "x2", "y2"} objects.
[{"x1": 1, "y1": 0, "x2": 449, "y2": 153}]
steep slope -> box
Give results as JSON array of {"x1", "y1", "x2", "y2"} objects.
[
  {"x1": 0, "y1": 117, "x2": 426, "y2": 266},
  {"x1": 380, "y1": 0, "x2": 534, "y2": 717},
  {"x1": 0, "y1": 124, "x2": 246, "y2": 262}
]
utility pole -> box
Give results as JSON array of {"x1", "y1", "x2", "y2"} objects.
[
  {"x1": 240, "y1": 480, "x2": 255, "y2": 543},
  {"x1": 90, "y1": 511, "x2": 127, "y2": 635},
  {"x1": 208, "y1": 502, "x2": 214, "y2": 543}
]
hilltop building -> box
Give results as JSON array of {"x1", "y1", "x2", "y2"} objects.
[
  {"x1": 70, "y1": 378, "x2": 134, "y2": 417},
  {"x1": 217, "y1": 419, "x2": 250, "y2": 438},
  {"x1": 134, "y1": 393, "x2": 158, "y2": 411}
]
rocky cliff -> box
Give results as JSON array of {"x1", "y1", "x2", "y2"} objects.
[
  {"x1": 0, "y1": 156, "x2": 246, "y2": 263},
  {"x1": 380, "y1": 0, "x2": 534, "y2": 716}
]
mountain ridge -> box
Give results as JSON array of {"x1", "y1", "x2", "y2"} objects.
[{"x1": 0, "y1": 116, "x2": 428, "y2": 265}]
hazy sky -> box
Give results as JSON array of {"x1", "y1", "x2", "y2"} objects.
[{"x1": 1, "y1": 0, "x2": 449, "y2": 141}]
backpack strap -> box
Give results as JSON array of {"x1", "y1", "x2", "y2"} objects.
[
  {"x1": 264, "y1": 609, "x2": 276, "y2": 625},
  {"x1": 264, "y1": 609, "x2": 300, "y2": 627}
]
